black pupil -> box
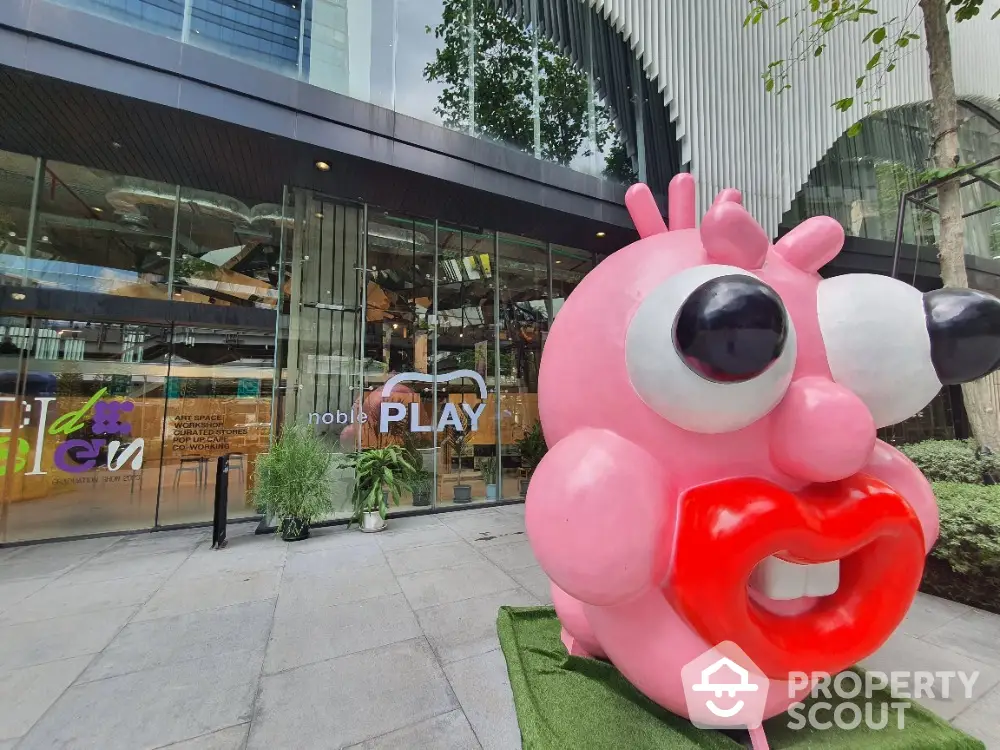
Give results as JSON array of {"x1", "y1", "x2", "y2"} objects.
[{"x1": 673, "y1": 275, "x2": 788, "y2": 382}]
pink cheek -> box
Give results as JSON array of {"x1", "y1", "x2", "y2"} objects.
[{"x1": 769, "y1": 377, "x2": 876, "y2": 483}]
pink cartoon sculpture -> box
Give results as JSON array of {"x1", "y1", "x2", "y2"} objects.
[{"x1": 525, "y1": 173, "x2": 1000, "y2": 744}]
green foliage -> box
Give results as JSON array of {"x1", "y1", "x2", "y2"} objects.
[
  {"x1": 424, "y1": 0, "x2": 635, "y2": 181},
  {"x1": 253, "y1": 425, "x2": 337, "y2": 533},
  {"x1": 515, "y1": 420, "x2": 547, "y2": 472},
  {"x1": 479, "y1": 454, "x2": 500, "y2": 484},
  {"x1": 347, "y1": 446, "x2": 418, "y2": 524},
  {"x1": 173, "y1": 254, "x2": 217, "y2": 280},
  {"x1": 441, "y1": 406, "x2": 473, "y2": 483},
  {"x1": 898, "y1": 439, "x2": 995, "y2": 483},
  {"x1": 747, "y1": 0, "x2": 998, "y2": 132},
  {"x1": 930, "y1": 482, "x2": 1000, "y2": 575}
]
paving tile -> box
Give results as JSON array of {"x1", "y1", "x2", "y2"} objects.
[
  {"x1": 247, "y1": 638, "x2": 458, "y2": 750},
  {"x1": 154, "y1": 723, "x2": 250, "y2": 749},
  {"x1": 346, "y1": 710, "x2": 481, "y2": 750},
  {"x1": 170, "y1": 545, "x2": 286, "y2": 581},
  {"x1": 478, "y1": 540, "x2": 538, "y2": 573},
  {"x1": 136, "y1": 567, "x2": 281, "y2": 622},
  {"x1": 397, "y1": 561, "x2": 519, "y2": 610},
  {"x1": 922, "y1": 608, "x2": 1000, "y2": 669},
  {"x1": 507, "y1": 566, "x2": 553, "y2": 604},
  {"x1": 0, "y1": 537, "x2": 118, "y2": 581},
  {"x1": 0, "y1": 655, "x2": 92, "y2": 741},
  {"x1": 1, "y1": 574, "x2": 165, "y2": 625},
  {"x1": 897, "y1": 592, "x2": 971, "y2": 638},
  {"x1": 281, "y1": 542, "x2": 384, "y2": 579},
  {"x1": 385, "y1": 540, "x2": 484, "y2": 577},
  {"x1": 264, "y1": 593, "x2": 419, "y2": 674},
  {"x1": 376, "y1": 523, "x2": 462, "y2": 552},
  {"x1": 109, "y1": 531, "x2": 209, "y2": 556},
  {"x1": 381, "y1": 514, "x2": 446, "y2": 533},
  {"x1": 417, "y1": 588, "x2": 539, "y2": 664},
  {"x1": 58, "y1": 551, "x2": 190, "y2": 585},
  {"x1": 81, "y1": 599, "x2": 275, "y2": 682},
  {"x1": 860, "y1": 630, "x2": 1000, "y2": 720},
  {"x1": 17, "y1": 648, "x2": 263, "y2": 750},
  {"x1": 0, "y1": 606, "x2": 138, "y2": 671},
  {"x1": 276, "y1": 563, "x2": 400, "y2": 613},
  {"x1": 0, "y1": 578, "x2": 52, "y2": 614},
  {"x1": 444, "y1": 649, "x2": 522, "y2": 750},
  {"x1": 283, "y1": 526, "x2": 376, "y2": 553},
  {"x1": 952, "y1": 682, "x2": 1000, "y2": 748},
  {"x1": 0, "y1": 740, "x2": 16, "y2": 750}
]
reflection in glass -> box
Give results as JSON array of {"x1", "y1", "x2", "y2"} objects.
[
  {"x1": 435, "y1": 226, "x2": 498, "y2": 505},
  {"x1": 497, "y1": 234, "x2": 548, "y2": 499},
  {"x1": 174, "y1": 187, "x2": 286, "y2": 308},
  {"x1": 360, "y1": 214, "x2": 437, "y2": 510},
  {"x1": 0, "y1": 151, "x2": 39, "y2": 289},
  {"x1": 781, "y1": 102, "x2": 1000, "y2": 260}
]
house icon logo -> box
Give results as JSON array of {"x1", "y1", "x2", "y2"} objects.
[{"x1": 681, "y1": 642, "x2": 769, "y2": 730}]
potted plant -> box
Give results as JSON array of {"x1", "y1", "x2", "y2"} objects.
[
  {"x1": 480, "y1": 455, "x2": 499, "y2": 501},
  {"x1": 443, "y1": 406, "x2": 473, "y2": 503},
  {"x1": 515, "y1": 421, "x2": 547, "y2": 496},
  {"x1": 252, "y1": 425, "x2": 336, "y2": 542},
  {"x1": 411, "y1": 469, "x2": 434, "y2": 506},
  {"x1": 348, "y1": 445, "x2": 417, "y2": 532}
]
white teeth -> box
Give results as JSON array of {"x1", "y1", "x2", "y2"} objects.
[{"x1": 749, "y1": 556, "x2": 840, "y2": 600}]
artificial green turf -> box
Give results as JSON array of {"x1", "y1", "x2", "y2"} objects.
[{"x1": 496, "y1": 606, "x2": 985, "y2": 750}]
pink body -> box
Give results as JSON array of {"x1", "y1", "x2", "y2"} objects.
[{"x1": 525, "y1": 175, "x2": 939, "y2": 719}]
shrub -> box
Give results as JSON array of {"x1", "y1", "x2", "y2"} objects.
[
  {"x1": 898, "y1": 440, "x2": 988, "y2": 484},
  {"x1": 252, "y1": 425, "x2": 337, "y2": 535},
  {"x1": 930, "y1": 482, "x2": 1000, "y2": 576}
]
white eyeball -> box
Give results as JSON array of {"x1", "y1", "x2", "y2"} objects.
[
  {"x1": 625, "y1": 265, "x2": 797, "y2": 433},
  {"x1": 817, "y1": 274, "x2": 942, "y2": 428}
]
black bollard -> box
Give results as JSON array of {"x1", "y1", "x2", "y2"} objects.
[{"x1": 212, "y1": 454, "x2": 230, "y2": 549}]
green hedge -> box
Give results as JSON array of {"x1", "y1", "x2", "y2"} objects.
[
  {"x1": 930, "y1": 482, "x2": 1000, "y2": 576},
  {"x1": 898, "y1": 439, "x2": 1000, "y2": 484}
]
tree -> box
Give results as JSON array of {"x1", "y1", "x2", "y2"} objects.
[
  {"x1": 424, "y1": 0, "x2": 635, "y2": 181},
  {"x1": 747, "y1": 0, "x2": 1000, "y2": 451}
]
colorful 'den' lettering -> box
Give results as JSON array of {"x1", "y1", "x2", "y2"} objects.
[{"x1": 525, "y1": 173, "x2": 1000, "y2": 725}]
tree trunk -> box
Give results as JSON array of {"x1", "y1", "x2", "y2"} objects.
[{"x1": 919, "y1": 0, "x2": 1000, "y2": 450}]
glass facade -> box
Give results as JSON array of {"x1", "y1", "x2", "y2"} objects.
[
  {"x1": 0, "y1": 147, "x2": 288, "y2": 543},
  {"x1": 0, "y1": 143, "x2": 592, "y2": 542},
  {"x1": 53, "y1": 0, "x2": 649, "y2": 189},
  {"x1": 781, "y1": 102, "x2": 1000, "y2": 259}
]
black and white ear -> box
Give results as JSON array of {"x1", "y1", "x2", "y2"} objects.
[{"x1": 818, "y1": 275, "x2": 1000, "y2": 429}]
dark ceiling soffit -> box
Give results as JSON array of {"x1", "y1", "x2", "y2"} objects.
[{"x1": 1, "y1": 287, "x2": 278, "y2": 331}]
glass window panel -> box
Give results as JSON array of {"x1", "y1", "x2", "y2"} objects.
[
  {"x1": 551, "y1": 244, "x2": 592, "y2": 320},
  {"x1": 173, "y1": 186, "x2": 284, "y2": 308},
  {"x1": 1, "y1": 319, "x2": 166, "y2": 543},
  {"x1": 30, "y1": 163, "x2": 175, "y2": 298},
  {"x1": 157, "y1": 326, "x2": 275, "y2": 525},
  {"x1": 50, "y1": 0, "x2": 185, "y2": 38},
  {"x1": 434, "y1": 226, "x2": 497, "y2": 505},
  {"x1": 358, "y1": 213, "x2": 437, "y2": 510},
  {"x1": 0, "y1": 150, "x2": 39, "y2": 289},
  {"x1": 497, "y1": 233, "x2": 547, "y2": 500}
]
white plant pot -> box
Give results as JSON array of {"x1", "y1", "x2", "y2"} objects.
[{"x1": 360, "y1": 510, "x2": 387, "y2": 533}]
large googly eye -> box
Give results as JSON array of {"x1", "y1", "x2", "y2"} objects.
[
  {"x1": 818, "y1": 274, "x2": 941, "y2": 428},
  {"x1": 626, "y1": 265, "x2": 797, "y2": 433}
]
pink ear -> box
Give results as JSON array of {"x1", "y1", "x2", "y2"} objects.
[
  {"x1": 713, "y1": 188, "x2": 742, "y2": 206},
  {"x1": 668, "y1": 174, "x2": 697, "y2": 230},
  {"x1": 700, "y1": 201, "x2": 769, "y2": 269},
  {"x1": 774, "y1": 216, "x2": 845, "y2": 272},
  {"x1": 625, "y1": 183, "x2": 668, "y2": 238}
]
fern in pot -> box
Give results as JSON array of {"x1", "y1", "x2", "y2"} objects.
[
  {"x1": 348, "y1": 446, "x2": 417, "y2": 532},
  {"x1": 253, "y1": 425, "x2": 336, "y2": 542}
]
